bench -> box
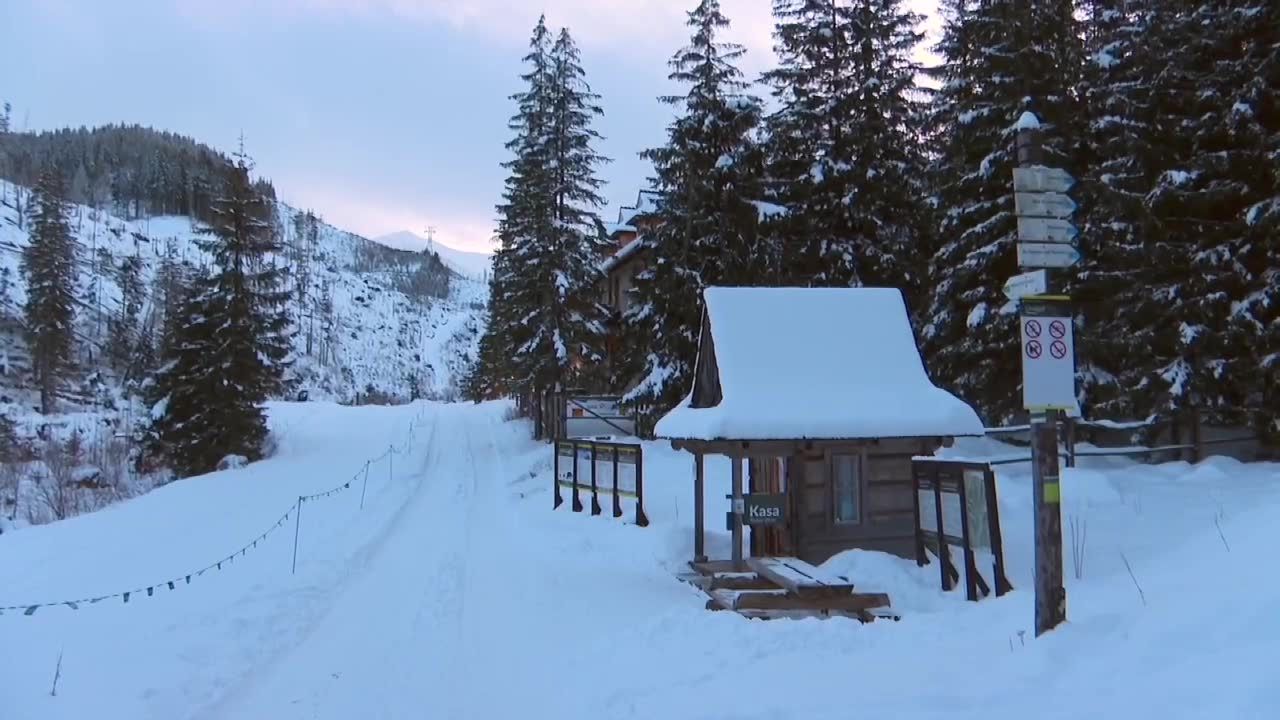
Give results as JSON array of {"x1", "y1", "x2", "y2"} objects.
[{"x1": 746, "y1": 557, "x2": 856, "y2": 597}]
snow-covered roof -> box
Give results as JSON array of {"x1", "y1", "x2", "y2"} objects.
[
  {"x1": 604, "y1": 222, "x2": 637, "y2": 237},
  {"x1": 655, "y1": 286, "x2": 984, "y2": 441},
  {"x1": 601, "y1": 235, "x2": 646, "y2": 274}
]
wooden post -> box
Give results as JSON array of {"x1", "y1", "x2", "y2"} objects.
[
  {"x1": 1032, "y1": 413, "x2": 1066, "y2": 635},
  {"x1": 731, "y1": 455, "x2": 744, "y2": 570},
  {"x1": 590, "y1": 443, "x2": 602, "y2": 515},
  {"x1": 1191, "y1": 407, "x2": 1203, "y2": 464},
  {"x1": 571, "y1": 441, "x2": 583, "y2": 512},
  {"x1": 553, "y1": 441, "x2": 563, "y2": 509},
  {"x1": 634, "y1": 445, "x2": 649, "y2": 527},
  {"x1": 694, "y1": 452, "x2": 706, "y2": 562},
  {"x1": 1064, "y1": 416, "x2": 1077, "y2": 468},
  {"x1": 611, "y1": 445, "x2": 622, "y2": 518}
]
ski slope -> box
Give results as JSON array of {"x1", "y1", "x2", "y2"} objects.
[{"x1": 2, "y1": 401, "x2": 1278, "y2": 719}]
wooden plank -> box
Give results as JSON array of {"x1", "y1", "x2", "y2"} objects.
[
  {"x1": 706, "y1": 589, "x2": 742, "y2": 611},
  {"x1": 731, "y1": 591, "x2": 890, "y2": 612},
  {"x1": 690, "y1": 559, "x2": 741, "y2": 576},
  {"x1": 748, "y1": 556, "x2": 854, "y2": 594},
  {"x1": 709, "y1": 574, "x2": 777, "y2": 591}
]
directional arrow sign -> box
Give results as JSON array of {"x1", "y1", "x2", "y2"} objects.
[
  {"x1": 1012, "y1": 166, "x2": 1075, "y2": 194},
  {"x1": 1018, "y1": 242, "x2": 1080, "y2": 269},
  {"x1": 1003, "y1": 269, "x2": 1048, "y2": 300},
  {"x1": 1018, "y1": 216, "x2": 1078, "y2": 244},
  {"x1": 1015, "y1": 192, "x2": 1076, "y2": 219}
]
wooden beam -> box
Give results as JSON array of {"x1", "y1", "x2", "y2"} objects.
[
  {"x1": 694, "y1": 452, "x2": 706, "y2": 563},
  {"x1": 708, "y1": 574, "x2": 778, "y2": 591},
  {"x1": 747, "y1": 557, "x2": 855, "y2": 595},
  {"x1": 731, "y1": 591, "x2": 891, "y2": 612}
]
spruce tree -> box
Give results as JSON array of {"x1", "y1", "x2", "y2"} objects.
[
  {"x1": 1075, "y1": 0, "x2": 1277, "y2": 430},
  {"x1": 108, "y1": 254, "x2": 145, "y2": 374},
  {"x1": 468, "y1": 17, "x2": 554, "y2": 400},
  {"x1": 144, "y1": 155, "x2": 293, "y2": 477},
  {"x1": 464, "y1": 243, "x2": 520, "y2": 401},
  {"x1": 920, "y1": 0, "x2": 1084, "y2": 423},
  {"x1": 538, "y1": 27, "x2": 612, "y2": 390},
  {"x1": 22, "y1": 168, "x2": 78, "y2": 415},
  {"x1": 624, "y1": 0, "x2": 766, "y2": 418},
  {"x1": 761, "y1": 0, "x2": 931, "y2": 294},
  {"x1": 1074, "y1": 0, "x2": 1161, "y2": 420},
  {"x1": 470, "y1": 19, "x2": 611, "y2": 399}
]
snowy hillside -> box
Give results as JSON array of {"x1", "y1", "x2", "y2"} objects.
[
  {"x1": 1, "y1": 400, "x2": 1276, "y2": 719},
  {"x1": 0, "y1": 180, "x2": 486, "y2": 408},
  {"x1": 373, "y1": 230, "x2": 492, "y2": 280}
]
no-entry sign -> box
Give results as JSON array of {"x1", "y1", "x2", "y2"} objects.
[{"x1": 1020, "y1": 298, "x2": 1077, "y2": 412}]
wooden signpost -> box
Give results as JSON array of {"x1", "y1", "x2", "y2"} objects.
[{"x1": 1011, "y1": 112, "x2": 1073, "y2": 637}]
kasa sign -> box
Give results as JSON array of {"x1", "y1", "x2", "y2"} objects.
[{"x1": 744, "y1": 494, "x2": 786, "y2": 526}]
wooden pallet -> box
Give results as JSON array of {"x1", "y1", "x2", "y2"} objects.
[{"x1": 686, "y1": 556, "x2": 896, "y2": 622}]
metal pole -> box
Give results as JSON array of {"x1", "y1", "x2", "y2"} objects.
[{"x1": 291, "y1": 497, "x2": 303, "y2": 574}]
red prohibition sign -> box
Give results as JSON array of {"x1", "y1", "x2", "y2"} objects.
[
  {"x1": 1049, "y1": 320, "x2": 1067, "y2": 339},
  {"x1": 1025, "y1": 319, "x2": 1043, "y2": 338},
  {"x1": 1026, "y1": 340, "x2": 1043, "y2": 359},
  {"x1": 1050, "y1": 340, "x2": 1068, "y2": 359}
]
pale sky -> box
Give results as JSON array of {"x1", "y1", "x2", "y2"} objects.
[{"x1": 1, "y1": 0, "x2": 939, "y2": 253}]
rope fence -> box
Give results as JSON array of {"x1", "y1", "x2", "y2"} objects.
[{"x1": 1, "y1": 404, "x2": 432, "y2": 618}]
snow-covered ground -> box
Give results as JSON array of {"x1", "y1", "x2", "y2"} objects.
[{"x1": 2, "y1": 401, "x2": 1277, "y2": 719}]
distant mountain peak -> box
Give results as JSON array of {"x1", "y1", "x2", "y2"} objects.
[{"x1": 372, "y1": 231, "x2": 493, "y2": 279}]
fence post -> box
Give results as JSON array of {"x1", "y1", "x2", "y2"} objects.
[
  {"x1": 1064, "y1": 417, "x2": 1077, "y2": 468},
  {"x1": 359, "y1": 461, "x2": 371, "y2": 510},
  {"x1": 553, "y1": 441, "x2": 564, "y2": 509},
  {"x1": 635, "y1": 444, "x2": 649, "y2": 527},
  {"x1": 590, "y1": 443, "x2": 602, "y2": 515},
  {"x1": 611, "y1": 445, "x2": 622, "y2": 518},
  {"x1": 291, "y1": 496, "x2": 304, "y2": 575},
  {"x1": 1191, "y1": 407, "x2": 1203, "y2": 464},
  {"x1": 571, "y1": 442, "x2": 583, "y2": 512}
]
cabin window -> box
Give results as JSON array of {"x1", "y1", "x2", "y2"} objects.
[{"x1": 832, "y1": 453, "x2": 861, "y2": 524}]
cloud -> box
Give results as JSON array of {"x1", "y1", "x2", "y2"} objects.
[{"x1": 175, "y1": 0, "x2": 776, "y2": 59}]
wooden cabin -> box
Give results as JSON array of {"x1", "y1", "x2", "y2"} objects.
[{"x1": 655, "y1": 286, "x2": 984, "y2": 569}]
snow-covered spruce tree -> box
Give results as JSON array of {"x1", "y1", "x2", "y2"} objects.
[
  {"x1": 761, "y1": 0, "x2": 932, "y2": 295},
  {"x1": 475, "y1": 20, "x2": 612, "y2": 398},
  {"x1": 1130, "y1": 0, "x2": 1279, "y2": 431},
  {"x1": 107, "y1": 254, "x2": 145, "y2": 375},
  {"x1": 919, "y1": 0, "x2": 1083, "y2": 423},
  {"x1": 467, "y1": 16, "x2": 556, "y2": 400},
  {"x1": 143, "y1": 154, "x2": 294, "y2": 477},
  {"x1": 1073, "y1": 0, "x2": 1163, "y2": 420},
  {"x1": 623, "y1": 0, "x2": 766, "y2": 419},
  {"x1": 22, "y1": 168, "x2": 78, "y2": 415},
  {"x1": 535, "y1": 27, "x2": 612, "y2": 391}
]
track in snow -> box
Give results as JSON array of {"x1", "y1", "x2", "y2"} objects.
[{"x1": 201, "y1": 403, "x2": 539, "y2": 719}]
